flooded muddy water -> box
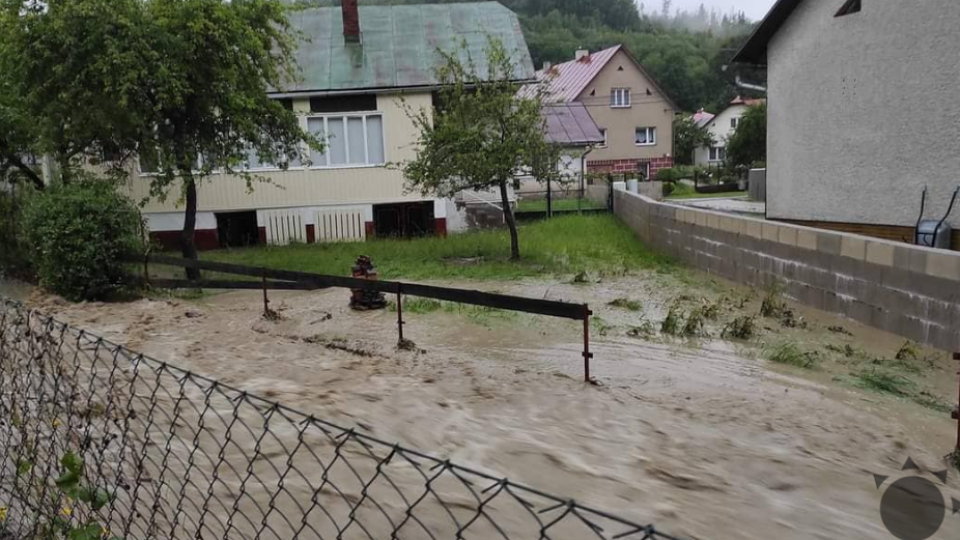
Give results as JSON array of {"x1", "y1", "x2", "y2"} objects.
[{"x1": 19, "y1": 270, "x2": 960, "y2": 540}]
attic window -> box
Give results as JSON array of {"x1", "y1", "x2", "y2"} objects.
[
  {"x1": 617, "y1": 66, "x2": 624, "y2": 71},
  {"x1": 835, "y1": 0, "x2": 861, "y2": 17}
]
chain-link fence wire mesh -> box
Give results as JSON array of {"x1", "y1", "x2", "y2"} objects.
[{"x1": 0, "y1": 298, "x2": 686, "y2": 540}]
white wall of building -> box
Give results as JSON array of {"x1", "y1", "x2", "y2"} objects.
[
  {"x1": 693, "y1": 105, "x2": 749, "y2": 166},
  {"x1": 766, "y1": 0, "x2": 960, "y2": 227}
]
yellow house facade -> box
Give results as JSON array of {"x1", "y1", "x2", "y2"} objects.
[
  {"x1": 530, "y1": 45, "x2": 679, "y2": 180},
  {"x1": 130, "y1": 2, "x2": 534, "y2": 249}
]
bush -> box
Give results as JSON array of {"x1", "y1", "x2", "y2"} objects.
[
  {"x1": 656, "y1": 168, "x2": 679, "y2": 183},
  {"x1": 24, "y1": 181, "x2": 142, "y2": 301},
  {"x1": 662, "y1": 182, "x2": 676, "y2": 197},
  {"x1": 0, "y1": 184, "x2": 35, "y2": 278},
  {"x1": 673, "y1": 165, "x2": 696, "y2": 180}
]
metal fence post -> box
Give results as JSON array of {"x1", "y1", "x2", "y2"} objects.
[
  {"x1": 397, "y1": 283, "x2": 404, "y2": 344},
  {"x1": 582, "y1": 304, "x2": 593, "y2": 383},
  {"x1": 262, "y1": 273, "x2": 269, "y2": 317}
]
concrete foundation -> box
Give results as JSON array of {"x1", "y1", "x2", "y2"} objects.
[{"x1": 614, "y1": 188, "x2": 960, "y2": 352}]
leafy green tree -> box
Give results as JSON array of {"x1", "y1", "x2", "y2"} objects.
[
  {"x1": 403, "y1": 38, "x2": 553, "y2": 260},
  {"x1": 138, "y1": 0, "x2": 318, "y2": 278},
  {"x1": 0, "y1": 0, "x2": 152, "y2": 184},
  {"x1": 725, "y1": 102, "x2": 766, "y2": 168},
  {"x1": 673, "y1": 116, "x2": 715, "y2": 165}
]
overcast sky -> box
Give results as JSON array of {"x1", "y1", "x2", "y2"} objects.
[{"x1": 641, "y1": 0, "x2": 777, "y2": 22}]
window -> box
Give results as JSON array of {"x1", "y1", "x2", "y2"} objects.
[
  {"x1": 835, "y1": 0, "x2": 861, "y2": 17},
  {"x1": 610, "y1": 88, "x2": 631, "y2": 108},
  {"x1": 709, "y1": 146, "x2": 726, "y2": 162},
  {"x1": 243, "y1": 146, "x2": 301, "y2": 171},
  {"x1": 307, "y1": 113, "x2": 385, "y2": 168},
  {"x1": 599, "y1": 128, "x2": 608, "y2": 148},
  {"x1": 635, "y1": 127, "x2": 656, "y2": 146},
  {"x1": 730, "y1": 118, "x2": 739, "y2": 129}
]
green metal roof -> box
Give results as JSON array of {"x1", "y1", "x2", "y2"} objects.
[{"x1": 281, "y1": 2, "x2": 535, "y2": 94}]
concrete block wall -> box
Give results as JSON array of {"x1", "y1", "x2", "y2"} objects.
[{"x1": 614, "y1": 188, "x2": 960, "y2": 352}]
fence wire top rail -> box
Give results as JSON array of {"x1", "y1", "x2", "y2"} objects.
[{"x1": 0, "y1": 297, "x2": 687, "y2": 540}]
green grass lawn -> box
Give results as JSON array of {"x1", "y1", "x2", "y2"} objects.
[
  {"x1": 204, "y1": 214, "x2": 674, "y2": 281},
  {"x1": 515, "y1": 198, "x2": 606, "y2": 213},
  {"x1": 666, "y1": 182, "x2": 747, "y2": 200}
]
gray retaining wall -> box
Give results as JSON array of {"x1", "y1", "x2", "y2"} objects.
[{"x1": 614, "y1": 188, "x2": 960, "y2": 351}]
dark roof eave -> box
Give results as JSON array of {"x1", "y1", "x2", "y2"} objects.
[
  {"x1": 731, "y1": 0, "x2": 803, "y2": 65},
  {"x1": 268, "y1": 78, "x2": 539, "y2": 99}
]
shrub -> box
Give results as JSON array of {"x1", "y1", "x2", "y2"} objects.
[
  {"x1": 24, "y1": 180, "x2": 142, "y2": 301},
  {"x1": 673, "y1": 165, "x2": 696, "y2": 179},
  {"x1": 722, "y1": 316, "x2": 756, "y2": 340},
  {"x1": 662, "y1": 182, "x2": 676, "y2": 197},
  {"x1": 660, "y1": 305, "x2": 684, "y2": 336},
  {"x1": 656, "y1": 168, "x2": 679, "y2": 183},
  {"x1": 765, "y1": 342, "x2": 819, "y2": 369},
  {"x1": 0, "y1": 184, "x2": 35, "y2": 278}
]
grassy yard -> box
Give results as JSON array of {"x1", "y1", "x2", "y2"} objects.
[
  {"x1": 204, "y1": 214, "x2": 674, "y2": 281},
  {"x1": 515, "y1": 198, "x2": 606, "y2": 213},
  {"x1": 666, "y1": 182, "x2": 747, "y2": 200}
]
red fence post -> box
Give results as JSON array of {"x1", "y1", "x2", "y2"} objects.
[
  {"x1": 955, "y1": 352, "x2": 959, "y2": 451},
  {"x1": 582, "y1": 304, "x2": 594, "y2": 383}
]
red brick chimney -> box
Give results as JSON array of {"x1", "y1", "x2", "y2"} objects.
[{"x1": 342, "y1": 0, "x2": 360, "y2": 42}]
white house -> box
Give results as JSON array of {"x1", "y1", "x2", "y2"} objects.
[
  {"x1": 126, "y1": 1, "x2": 534, "y2": 250},
  {"x1": 733, "y1": 0, "x2": 960, "y2": 249},
  {"x1": 693, "y1": 96, "x2": 765, "y2": 166}
]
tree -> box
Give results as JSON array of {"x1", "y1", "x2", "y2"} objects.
[
  {"x1": 0, "y1": 0, "x2": 153, "y2": 186},
  {"x1": 673, "y1": 116, "x2": 715, "y2": 165},
  {"x1": 138, "y1": 0, "x2": 318, "y2": 278},
  {"x1": 725, "y1": 102, "x2": 766, "y2": 168},
  {"x1": 402, "y1": 37, "x2": 553, "y2": 260}
]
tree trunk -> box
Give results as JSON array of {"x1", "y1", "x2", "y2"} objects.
[
  {"x1": 0, "y1": 153, "x2": 45, "y2": 191},
  {"x1": 180, "y1": 175, "x2": 201, "y2": 280},
  {"x1": 498, "y1": 178, "x2": 520, "y2": 260}
]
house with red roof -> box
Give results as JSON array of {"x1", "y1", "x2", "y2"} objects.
[
  {"x1": 692, "y1": 96, "x2": 766, "y2": 166},
  {"x1": 528, "y1": 45, "x2": 679, "y2": 180}
]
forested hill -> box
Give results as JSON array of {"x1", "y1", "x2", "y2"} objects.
[{"x1": 291, "y1": 0, "x2": 767, "y2": 112}]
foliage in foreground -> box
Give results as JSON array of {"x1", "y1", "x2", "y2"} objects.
[
  {"x1": 206, "y1": 215, "x2": 674, "y2": 281},
  {"x1": 23, "y1": 181, "x2": 142, "y2": 301}
]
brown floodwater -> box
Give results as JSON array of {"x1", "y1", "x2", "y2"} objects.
[{"x1": 19, "y1": 269, "x2": 960, "y2": 540}]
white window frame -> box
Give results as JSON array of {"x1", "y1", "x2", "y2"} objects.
[
  {"x1": 305, "y1": 111, "x2": 386, "y2": 170},
  {"x1": 730, "y1": 117, "x2": 738, "y2": 129},
  {"x1": 709, "y1": 146, "x2": 725, "y2": 162},
  {"x1": 634, "y1": 126, "x2": 657, "y2": 147},
  {"x1": 610, "y1": 88, "x2": 631, "y2": 109},
  {"x1": 138, "y1": 148, "x2": 307, "y2": 177},
  {"x1": 243, "y1": 146, "x2": 306, "y2": 173},
  {"x1": 598, "y1": 128, "x2": 608, "y2": 148}
]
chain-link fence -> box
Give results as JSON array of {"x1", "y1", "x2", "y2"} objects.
[{"x1": 0, "y1": 298, "x2": 685, "y2": 540}]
